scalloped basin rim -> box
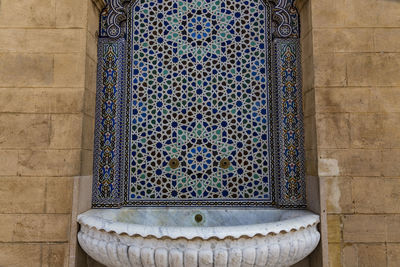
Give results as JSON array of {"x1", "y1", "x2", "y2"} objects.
[{"x1": 77, "y1": 208, "x2": 320, "y2": 240}]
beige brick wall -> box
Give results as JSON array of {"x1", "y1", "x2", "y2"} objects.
[
  {"x1": 308, "y1": 0, "x2": 400, "y2": 266},
  {"x1": 0, "y1": 0, "x2": 101, "y2": 266}
]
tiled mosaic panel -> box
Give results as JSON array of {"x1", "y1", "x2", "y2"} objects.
[
  {"x1": 129, "y1": 0, "x2": 273, "y2": 201},
  {"x1": 93, "y1": 39, "x2": 125, "y2": 206},
  {"x1": 274, "y1": 39, "x2": 305, "y2": 206}
]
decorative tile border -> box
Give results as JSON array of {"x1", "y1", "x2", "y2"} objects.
[{"x1": 92, "y1": 0, "x2": 305, "y2": 208}]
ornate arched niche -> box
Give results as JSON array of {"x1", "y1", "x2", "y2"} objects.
[{"x1": 92, "y1": 0, "x2": 305, "y2": 208}]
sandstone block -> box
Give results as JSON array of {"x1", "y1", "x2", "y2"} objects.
[
  {"x1": 50, "y1": 114, "x2": 83, "y2": 149},
  {"x1": 347, "y1": 54, "x2": 400, "y2": 87},
  {"x1": 46, "y1": 177, "x2": 74, "y2": 213},
  {"x1": 0, "y1": 114, "x2": 50, "y2": 149},
  {"x1": 370, "y1": 87, "x2": 400, "y2": 112},
  {"x1": 54, "y1": 53, "x2": 85, "y2": 87},
  {"x1": 324, "y1": 177, "x2": 353, "y2": 214},
  {"x1": 81, "y1": 149, "x2": 94, "y2": 176},
  {"x1": 42, "y1": 244, "x2": 68, "y2": 267},
  {"x1": 315, "y1": 87, "x2": 369, "y2": 113},
  {"x1": 342, "y1": 244, "x2": 358, "y2": 267},
  {"x1": 0, "y1": 244, "x2": 41, "y2": 267},
  {"x1": 0, "y1": 214, "x2": 69, "y2": 242},
  {"x1": 382, "y1": 149, "x2": 400, "y2": 177},
  {"x1": 350, "y1": 113, "x2": 384, "y2": 148},
  {"x1": 311, "y1": 0, "x2": 345, "y2": 27},
  {"x1": 18, "y1": 149, "x2": 81, "y2": 176},
  {"x1": 0, "y1": 177, "x2": 46, "y2": 213},
  {"x1": 375, "y1": 29, "x2": 400, "y2": 52},
  {"x1": 318, "y1": 149, "x2": 382, "y2": 177},
  {"x1": 328, "y1": 243, "x2": 341, "y2": 267},
  {"x1": 56, "y1": 0, "x2": 86, "y2": 28},
  {"x1": 0, "y1": 0, "x2": 55, "y2": 28},
  {"x1": 386, "y1": 215, "x2": 400, "y2": 242},
  {"x1": 382, "y1": 113, "x2": 400, "y2": 149},
  {"x1": 327, "y1": 215, "x2": 341, "y2": 243},
  {"x1": 84, "y1": 89, "x2": 96, "y2": 117},
  {"x1": 384, "y1": 179, "x2": 400, "y2": 213},
  {"x1": 357, "y1": 244, "x2": 387, "y2": 267},
  {"x1": 313, "y1": 28, "x2": 374, "y2": 53},
  {"x1": 303, "y1": 89, "x2": 315, "y2": 118},
  {"x1": 304, "y1": 115, "x2": 317, "y2": 150},
  {"x1": 316, "y1": 113, "x2": 350, "y2": 149},
  {"x1": 343, "y1": 215, "x2": 386, "y2": 243},
  {"x1": 0, "y1": 53, "x2": 53, "y2": 87},
  {"x1": 0, "y1": 29, "x2": 83, "y2": 53},
  {"x1": 85, "y1": 56, "x2": 98, "y2": 93},
  {"x1": 353, "y1": 177, "x2": 385, "y2": 213},
  {"x1": 314, "y1": 53, "x2": 346, "y2": 87},
  {"x1": 388, "y1": 244, "x2": 400, "y2": 267},
  {"x1": 0, "y1": 150, "x2": 19, "y2": 176},
  {"x1": 0, "y1": 88, "x2": 84, "y2": 114},
  {"x1": 82, "y1": 115, "x2": 95, "y2": 150}
]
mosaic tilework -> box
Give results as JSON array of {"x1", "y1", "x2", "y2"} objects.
[
  {"x1": 92, "y1": 0, "x2": 305, "y2": 208},
  {"x1": 273, "y1": 39, "x2": 305, "y2": 207},
  {"x1": 128, "y1": 0, "x2": 272, "y2": 204},
  {"x1": 93, "y1": 38, "x2": 126, "y2": 207}
]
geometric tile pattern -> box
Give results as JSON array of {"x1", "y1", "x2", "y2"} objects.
[{"x1": 92, "y1": 0, "x2": 306, "y2": 208}]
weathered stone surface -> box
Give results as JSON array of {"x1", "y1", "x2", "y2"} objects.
[
  {"x1": 0, "y1": 29, "x2": 83, "y2": 53},
  {"x1": 347, "y1": 54, "x2": 400, "y2": 87},
  {"x1": 327, "y1": 243, "x2": 341, "y2": 267},
  {"x1": 0, "y1": 150, "x2": 19, "y2": 176},
  {"x1": 370, "y1": 87, "x2": 400, "y2": 112},
  {"x1": 56, "y1": 0, "x2": 87, "y2": 28},
  {"x1": 50, "y1": 114, "x2": 83, "y2": 149},
  {"x1": 388, "y1": 244, "x2": 400, "y2": 267},
  {"x1": 314, "y1": 53, "x2": 347, "y2": 87},
  {"x1": 0, "y1": 214, "x2": 70, "y2": 242},
  {"x1": 353, "y1": 177, "x2": 385, "y2": 214},
  {"x1": 382, "y1": 149, "x2": 400, "y2": 177},
  {"x1": 357, "y1": 244, "x2": 387, "y2": 267},
  {"x1": 82, "y1": 115, "x2": 95, "y2": 150},
  {"x1": 350, "y1": 113, "x2": 384, "y2": 148},
  {"x1": 0, "y1": 114, "x2": 50, "y2": 148},
  {"x1": 46, "y1": 177, "x2": 74, "y2": 213},
  {"x1": 0, "y1": 177, "x2": 46, "y2": 213},
  {"x1": 311, "y1": 0, "x2": 345, "y2": 27},
  {"x1": 315, "y1": 87, "x2": 370, "y2": 113},
  {"x1": 18, "y1": 149, "x2": 81, "y2": 176},
  {"x1": 316, "y1": 113, "x2": 350, "y2": 149},
  {"x1": 318, "y1": 149, "x2": 382, "y2": 177},
  {"x1": 0, "y1": 0, "x2": 55, "y2": 28},
  {"x1": 324, "y1": 177, "x2": 353, "y2": 214},
  {"x1": 0, "y1": 88, "x2": 84, "y2": 114},
  {"x1": 375, "y1": 29, "x2": 400, "y2": 52},
  {"x1": 0, "y1": 244, "x2": 41, "y2": 267},
  {"x1": 313, "y1": 28, "x2": 374, "y2": 53},
  {"x1": 386, "y1": 215, "x2": 400, "y2": 242},
  {"x1": 42, "y1": 243, "x2": 68, "y2": 267},
  {"x1": 0, "y1": 53, "x2": 53, "y2": 87},
  {"x1": 343, "y1": 215, "x2": 386, "y2": 243},
  {"x1": 54, "y1": 53, "x2": 85, "y2": 87},
  {"x1": 327, "y1": 215, "x2": 341, "y2": 243}
]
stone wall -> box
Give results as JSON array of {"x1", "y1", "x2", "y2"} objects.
[
  {"x1": 308, "y1": 0, "x2": 400, "y2": 266},
  {"x1": 0, "y1": 0, "x2": 101, "y2": 266},
  {"x1": 0, "y1": 0, "x2": 399, "y2": 266}
]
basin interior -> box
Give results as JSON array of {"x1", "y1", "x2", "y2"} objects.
[{"x1": 95, "y1": 208, "x2": 313, "y2": 227}]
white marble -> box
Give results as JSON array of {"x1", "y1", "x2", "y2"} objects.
[{"x1": 77, "y1": 208, "x2": 320, "y2": 267}]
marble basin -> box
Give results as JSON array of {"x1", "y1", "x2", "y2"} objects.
[{"x1": 77, "y1": 208, "x2": 320, "y2": 267}]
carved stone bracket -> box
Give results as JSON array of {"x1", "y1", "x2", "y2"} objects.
[{"x1": 101, "y1": 0, "x2": 299, "y2": 39}]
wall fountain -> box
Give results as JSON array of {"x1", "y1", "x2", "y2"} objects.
[{"x1": 78, "y1": 0, "x2": 320, "y2": 266}]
